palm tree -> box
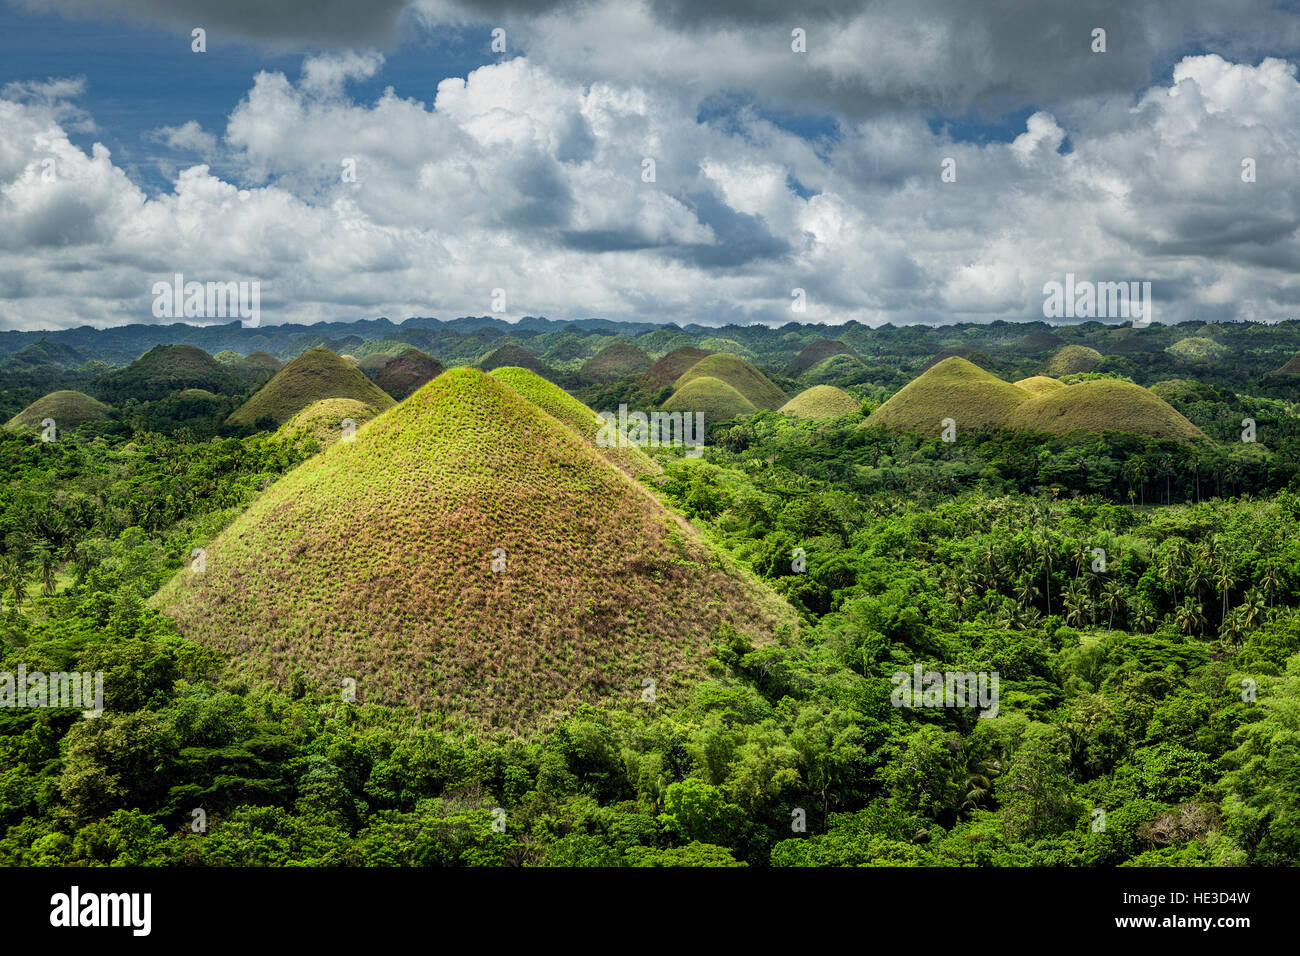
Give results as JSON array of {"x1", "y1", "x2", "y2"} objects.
[
  {"x1": 1261, "y1": 562, "x2": 1282, "y2": 609},
  {"x1": 1132, "y1": 599, "x2": 1157, "y2": 633},
  {"x1": 1213, "y1": 562, "x2": 1236, "y2": 627},
  {"x1": 1218, "y1": 608, "x2": 1246, "y2": 649},
  {"x1": 1175, "y1": 598, "x2": 1206, "y2": 637},
  {"x1": 34, "y1": 544, "x2": 57, "y2": 597},
  {"x1": 1102, "y1": 580, "x2": 1126, "y2": 631},
  {"x1": 1239, "y1": 588, "x2": 1266, "y2": 631}
]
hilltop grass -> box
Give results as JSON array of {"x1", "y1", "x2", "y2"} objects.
[
  {"x1": 1167, "y1": 337, "x2": 1228, "y2": 362},
  {"x1": 227, "y1": 347, "x2": 396, "y2": 427},
  {"x1": 865, "y1": 357, "x2": 1030, "y2": 434},
  {"x1": 151, "y1": 368, "x2": 791, "y2": 734},
  {"x1": 366, "y1": 348, "x2": 444, "y2": 400},
  {"x1": 663, "y1": 376, "x2": 758, "y2": 423},
  {"x1": 1013, "y1": 375, "x2": 1067, "y2": 395},
  {"x1": 779, "y1": 385, "x2": 861, "y2": 419},
  {"x1": 95, "y1": 344, "x2": 242, "y2": 401},
  {"x1": 785, "y1": 339, "x2": 857, "y2": 377},
  {"x1": 276, "y1": 397, "x2": 380, "y2": 450},
  {"x1": 579, "y1": 343, "x2": 653, "y2": 383},
  {"x1": 674, "y1": 353, "x2": 786, "y2": 409},
  {"x1": 6, "y1": 390, "x2": 110, "y2": 429},
  {"x1": 1007, "y1": 379, "x2": 1207, "y2": 441},
  {"x1": 479, "y1": 344, "x2": 551, "y2": 378},
  {"x1": 489, "y1": 366, "x2": 660, "y2": 477},
  {"x1": 641, "y1": 346, "x2": 712, "y2": 389},
  {"x1": 800, "y1": 353, "x2": 871, "y2": 387},
  {"x1": 1046, "y1": 344, "x2": 1103, "y2": 376}
]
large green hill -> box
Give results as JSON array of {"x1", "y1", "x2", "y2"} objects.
[
  {"x1": 227, "y1": 347, "x2": 395, "y2": 427},
  {"x1": 152, "y1": 368, "x2": 790, "y2": 733},
  {"x1": 6, "y1": 390, "x2": 110, "y2": 430},
  {"x1": 674, "y1": 354, "x2": 786, "y2": 409}
]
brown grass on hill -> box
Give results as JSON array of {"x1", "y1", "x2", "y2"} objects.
[{"x1": 152, "y1": 368, "x2": 792, "y2": 734}]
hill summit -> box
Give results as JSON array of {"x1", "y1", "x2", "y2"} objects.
[
  {"x1": 227, "y1": 348, "x2": 395, "y2": 427},
  {"x1": 7, "y1": 390, "x2": 110, "y2": 430},
  {"x1": 866, "y1": 357, "x2": 1204, "y2": 442},
  {"x1": 152, "y1": 368, "x2": 789, "y2": 732}
]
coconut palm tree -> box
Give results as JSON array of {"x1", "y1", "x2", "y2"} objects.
[
  {"x1": 1175, "y1": 598, "x2": 1206, "y2": 637},
  {"x1": 1102, "y1": 580, "x2": 1126, "y2": 631}
]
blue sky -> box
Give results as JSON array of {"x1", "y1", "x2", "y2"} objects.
[{"x1": 2, "y1": 0, "x2": 1300, "y2": 330}]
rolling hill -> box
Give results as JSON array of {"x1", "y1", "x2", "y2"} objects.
[
  {"x1": 674, "y1": 354, "x2": 786, "y2": 409},
  {"x1": 640, "y1": 346, "x2": 712, "y2": 390},
  {"x1": 95, "y1": 345, "x2": 240, "y2": 401},
  {"x1": 662, "y1": 376, "x2": 757, "y2": 423},
  {"x1": 800, "y1": 353, "x2": 871, "y2": 387},
  {"x1": 6, "y1": 390, "x2": 110, "y2": 430},
  {"x1": 1046, "y1": 344, "x2": 1103, "y2": 376},
  {"x1": 1007, "y1": 379, "x2": 1207, "y2": 441},
  {"x1": 784, "y1": 339, "x2": 858, "y2": 377},
  {"x1": 227, "y1": 348, "x2": 396, "y2": 427},
  {"x1": 151, "y1": 368, "x2": 791, "y2": 732},
  {"x1": 865, "y1": 357, "x2": 1030, "y2": 433},
  {"x1": 489, "y1": 366, "x2": 660, "y2": 477},
  {"x1": 361, "y1": 348, "x2": 444, "y2": 400},
  {"x1": 479, "y1": 344, "x2": 551, "y2": 378},
  {"x1": 1013, "y1": 375, "x2": 1067, "y2": 395},
  {"x1": 276, "y1": 397, "x2": 380, "y2": 449},
  {"x1": 579, "y1": 343, "x2": 653, "y2": 383},
  {"x1": 779, "y1": 385, "x2": 861, "y2": 419}
]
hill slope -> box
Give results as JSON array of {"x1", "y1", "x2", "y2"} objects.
[
  {"x1": 779, "y1": 385, "x2": 861, "y2": 419},
  {"x1": 6, "y1": 390, "x2": 110, "y2": 429},
  {"x1": 364, "y1": 348, "x2": 444, "y2": 400},
  {"x1": 579, "y1": 343, "x2": 652, "y2": 383},
  {"x1": 785, "y1": 339, "x2": 857, "y2": 377},
  {"x1": 489, "y1": 366, "x2": 660, "y2": 477},
  {"x1": 866, "y1": 357, "x2": 1030, "y2": 433},
  {"x1": 662, "y1": 376, "x2": 758, "y2": 422},
  {"x1": 1013, "y1": 375, "x2": 1067, "y2": 395},
  {"x1": 96, "y1": 345, "x2": 238, "y2": 401},
  {"x1": 479, "y1": 344, "x2": 551, "y2": 378},
  {"x1": 674, "y1": 354, "x2": 786, "y2": 409},
  {"x1": 151, "y1": 368, "x2": 790, "y2": 732},
  {"x1": 276, "y1": 397, "x2": 380, "y2": 449},
  {"x1": 640, "y1": 347, "x2": 712, "y2": 389},
  {"x1": 227, "y1": 348, "x2": 396, "y2": 427},
  {"x1": 1046, "y1": 345, "x2": 1103, "y2": 376},
  {"x1": 1007, "y1": 380, "x2": 1206, "y2": 441}
]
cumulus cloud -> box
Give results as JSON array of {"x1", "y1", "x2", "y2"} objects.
[{"x1": 1, "y1": 47, "x2": 1299, "y2": 329}]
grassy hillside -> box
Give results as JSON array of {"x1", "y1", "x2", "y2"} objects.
[
  {"x1": 1007, "y1": 379, "x2": 1207, "y2": 441},
  {"x1": 1013, "y1": 375, "x2": 1067, "y2": 395},
  {"x1": 1046, "y1": 344, "x2": 1103, "y2": 376},
  {"x1": 479, "y1": 344, "x2": 551, "y2": 378},
  {"x1": 6, "y1": 390, "x2": 110, "y2": 429},
  {"x1": 784, "y1": 339, "x2": 857, "y2": 377},
  {"x1": 276, "y1": 397, "x2": 379, "y2": 449},
  {"x1": 151, "y1": 368, "x2": 790, "y2": 732},
  {"x1": 674, "y1": 354, "x2": 786, "y2": 409},
  {"x1": 364, "y1": 348, "x2": 444, "y2": 400},
  {"x1": 579, "y1": 343, "x2": 652, "y2": 383},
  {"x1": 662, "y1": 376, "x2": 758, "y2": 423},
  {"x1": 779, "y1": 385, "x2": 861, "y2": 419},
  {"x1": 227, "y1": 347, "x2": 396, "y2": 427},
  {"x1": 641, "y1": 346, "x2": 712, "y2": 389},
  {"x1": 1167, "y1": 337, "x2": 1228, "y2": 361},
  {"x1": 800, "y1": 353, "x2": 871, "y2": 387},
  {"x1": 866, "y1": 357, "x2": 1030, "y2": 433},
  {"x1": 95, "y1": 344, "x2": 240, "y2": 401},
  {"x1": 489, "y1": 366, "x2": 660, "y2": 477}
]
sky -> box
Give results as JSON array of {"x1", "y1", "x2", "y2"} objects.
[{"x1": 1, "y1": 0, "x2": 1300, "y2": 330}]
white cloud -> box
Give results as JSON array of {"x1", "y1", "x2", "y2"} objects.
[{"x1": 1, "y1": 51, "x2": 1300, "y2": 329}]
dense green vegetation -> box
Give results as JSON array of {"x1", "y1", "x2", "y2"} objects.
[{"x1": 3, "y1": 316, "x2": 1300, "y2": 868}]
